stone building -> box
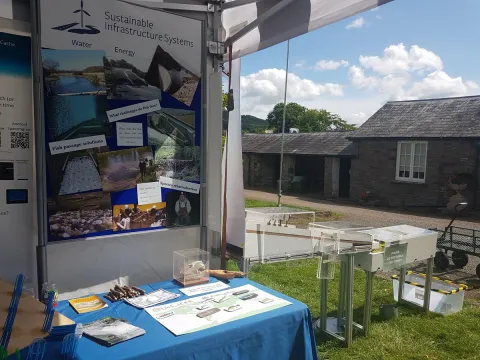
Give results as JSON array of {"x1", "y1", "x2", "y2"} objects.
[
  {"x1": 242, "y1": 132, "x2": 357, "y2": 198},
  {"x1": 348, "y1": 96, "x2": 480, "y2": 209}
]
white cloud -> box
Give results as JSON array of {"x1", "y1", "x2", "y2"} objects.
[
  {"x1": 350, "y1": 44, "x2": 479, "y2": 103},
  {"x1": 370, "y1": 7, "x2": 379, "y2": 12},
  {"x1": 314, "y1": 60, "x2": 349, "y2": 71},
  {"x1": 359, "y1": 43, "x2": 443, "y2": 76},
  {"x1": 239, "y1": 44, "x2": 480, "y2": 127},
  {"x1": 239, "y1": 68, "x2": 346, "y2": 119},
  {"x1": 376, "y1": 15, "x2": 383, "y2": 20},
  {"x1": 346, "y1": 17, "x2": 366, "y2": 29},
  {"x1": 409, "y1": 71, "x2": 475, "y2": 99},
  {"x1": 294, "y1": 60, "x2": 307, "y2": 69}
]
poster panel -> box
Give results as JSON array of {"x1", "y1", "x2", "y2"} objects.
[
  {"x1": 40, "y1": 0, "x2": 203, "y2": 242},
  {"x1": 0, "y1": 31, "x2": 35, "y2": 282}
]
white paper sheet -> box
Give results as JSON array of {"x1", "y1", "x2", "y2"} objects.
[
  {"x1": 116, "y1": 122, "x2": 143, "y2": 147},
  {"x1": 159, "y1": 176, "x2": 200, "y2": 194},
  {"x1": 125, "y1": 289, "x2": 180, "y2": 309},
  {"x1": 179, "y1": 281, "x2": 230, "y2": 297},
  {"x1": 146, "y1": 285, "x2": 291, "y2": 336},
  {"x1": 107, "y1": 100, "x2": 161, "y2": 123},
  {"x1": 137, "y1": 182, "x2": 162, "y2": 205}
]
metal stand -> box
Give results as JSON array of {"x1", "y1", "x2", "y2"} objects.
[{"x1": 315, "y1": 253, "x2": 372, "y2": 347}]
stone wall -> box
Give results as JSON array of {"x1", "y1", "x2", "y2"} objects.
[
  {"x1": 244, "y1": 153, "x2": 277, "y2": 188},
  {"x1": 350, "y1": 139, "x2": 480, "y2": 208},
  {"x1": 324, "y1": 157, "x2": 339, "y2": 198},
  {"x1": 281, "y1": 154, "x2": 296, "y2": 192}
]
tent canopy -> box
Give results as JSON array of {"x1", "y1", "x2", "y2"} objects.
[{"x1": 222, "y1": 0, "x2": 392, "y2": 59}]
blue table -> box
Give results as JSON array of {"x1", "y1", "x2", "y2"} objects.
[{"x1": 24, "y1": 279, "x2": 318, "y2": 360}]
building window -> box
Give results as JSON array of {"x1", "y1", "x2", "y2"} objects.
[{"x1": 396, "y1": 141, "x2": 427, "y2": 183}]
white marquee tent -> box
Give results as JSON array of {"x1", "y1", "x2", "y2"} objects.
[{"x1": 0, "y1": 0, "x2": 392, "y2": 296}]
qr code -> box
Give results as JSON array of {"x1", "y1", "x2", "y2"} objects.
[{"x1": 11, "y1": 131, "x2": 29, "y2": 149}]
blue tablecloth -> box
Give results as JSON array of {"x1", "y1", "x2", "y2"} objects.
[{"x1": 23, "y1": 279, "x2": 317, "y2": 360}]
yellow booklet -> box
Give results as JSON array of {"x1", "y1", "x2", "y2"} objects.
[{"x1": 69, "y1": 295, "x2": 108, "y2": 314}]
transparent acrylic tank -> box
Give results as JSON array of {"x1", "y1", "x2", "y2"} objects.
[{"x1": 173, "y1": 248, "x2": 210, "y2": 287}]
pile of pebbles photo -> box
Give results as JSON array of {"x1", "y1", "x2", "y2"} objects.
[
  {"x1": 49, "y1": 210, "x2": 112, "y2": 239},
  {"x1": 59, "y1": 157, "x2": 102, "y2": 195}
]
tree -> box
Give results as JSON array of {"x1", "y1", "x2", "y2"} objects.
[
  {"x1": 297, "y1": 109, "x2": 356, "y2": 132},
  {"x1": 43, "y1": 58, "x2": 60, "y2": 76},
  {"x1": 222, "y1": 92, "x2": 228, "y2": 109},
  {"x1": 267, "y1": 102, "x2": 306, "y2": 133},
  {"x1": 266, "y1": 102, "x2": 356, "y2": 133}
]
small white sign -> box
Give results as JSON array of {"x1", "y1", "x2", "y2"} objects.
[
  {"x1": 137, "y1": 182, "x2": 162, "y2": 205},
  {"x1": 49, "y1": 135, "x2": 107, "y2": 155},
  {"x1": 107, "y1": 100, "x2": 161, "y2": 123},
  {"x1": 159, "y1": 177, "x2": 200, "y2": 194},
  {"x1": 116, "y1": 122, "x2": 143, "y2": 147},
  {"x1": 179, "y1": 281, "x2": 230, "y2": 297}
]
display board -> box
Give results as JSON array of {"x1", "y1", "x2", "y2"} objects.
[
  {"x1": 0, "y1": 31, "x2": 36, "y2": 283},
  {"x1": 145, "y1": 284, "x2": 291, "y2": 336},
  {"x1": 39, "y1": 0, "x2": 203, "y2": 242}
]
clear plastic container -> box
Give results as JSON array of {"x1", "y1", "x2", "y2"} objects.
[
  {"x1": 173, "y1": 249, "x2": 210, "y2": 287},
  {"x1": 392, "y1": 272, "x2": 467, "y2": 315},
  {"x1": 317, "y1": 253, "x2": 337, "y2": 280}
]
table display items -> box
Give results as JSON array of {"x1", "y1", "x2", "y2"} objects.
[
  {"x1": 45, "y1": 324, "x2": 80, "y2": 341},
  {"x1": 26, "y1": 338, "x2": 46, "y2": 360},
  {"x1": 82, "y1": 317, "x2": 146, "y2": 347},
  {"x1": 0, "y1": 273, "x2": 24, "y2": 351},
  {"x1": 174, "y1": 249, "x2": 210, "y2": 287},
  {"x1": 42, "y1": 307, "x2": 55, "y2": 333},
  {"x1": 69, "y1": 295, "x2": 108, "y2": 314},
  {"x1": 124, "y1": 289, "x2": 180, "y2": 309},
  {"x1": 178, "y1": 281, "x2": 230, "y2": 297},
  {"x1": 104, "y1": 285, "x2": 146, "y2": 302},
  {"x1": 208, "y1": 270, "x2": 246, "y2": 280},
  {"x1": 146, "y1": 284, "x2": 291, "y2": 336},
  {"x1": 61, "y1": 333, "x2": 81, "y2": 360}
]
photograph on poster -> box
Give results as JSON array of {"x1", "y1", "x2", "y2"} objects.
[
  {"x1": 165, "y1": 190, "x2": 200, "y2": 228},
  {"x1": 0, "y1": 162, "x2": 14, "y2": 180},
  {"x1": 47, "y1": 191, "x2": 112, "y2": 240},
  {"x1": 47, "y1": 146, "x2": 107, "y2": 196},
  {"x1": 154, "y1": 146, "x2": 200, "y2": 182},
  {"x1": 145, "y1": 45, "x2": 200, "y2": 107},
  {"x1": 104, "y1": 57, "x2": 162, "y2": 100},
  {"x1": 97, "y1": 146, "x2": 155, "y2": 193},
  {"x1": 45, "y1": 95, "x2": 112, "y2": 141},
  {"x1": 112, "y1": 202, "x2": 166, "y2": 231},
  {"x1": 42, "y1": 49, "x2": 106, "y2": 96},
  {"x1": 147, "y1": 109, "x2": 195, "y2": 147}
]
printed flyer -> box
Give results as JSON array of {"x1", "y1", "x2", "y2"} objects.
[{"x1": 39, "y1": 0, "x2": 203, "y2": 242}]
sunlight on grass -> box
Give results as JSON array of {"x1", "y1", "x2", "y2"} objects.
[
  {"x1": 244, "y1": 198, "x2": 343, "y2": 222},
  {"x1": 229, "y1": 259, "x2": 480, "y2": 360}
]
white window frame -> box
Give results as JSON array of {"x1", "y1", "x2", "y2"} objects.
[{"x1": 395, "y1": 141, "x2": 428, "y2": 183}]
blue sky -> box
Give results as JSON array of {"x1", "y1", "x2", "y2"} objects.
[
  {"x1": 239, "y1": 0, "x2": 480, "y2": 125},
  {"x1": 41, "y1": 49, "x2": 105, "y2": 71}
]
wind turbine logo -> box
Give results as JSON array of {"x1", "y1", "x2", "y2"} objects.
[
  {"x1": 52, "y1": 0, "x2": 100, "y2": 35},
  {"x1": 73, "y1": 0, "x2": 90, "y2": 28}
]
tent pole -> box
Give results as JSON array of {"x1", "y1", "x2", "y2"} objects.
[
  {"x1": 277, "y1": 39, "x2": 290, "y2": 207},
  {"x1": 30, "y1": 0, "x2": 48, "y2": 296}
]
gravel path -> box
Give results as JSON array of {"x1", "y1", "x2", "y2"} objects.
[{"x1": 245, "y1": 189, "x2": 480, "y2": 300}]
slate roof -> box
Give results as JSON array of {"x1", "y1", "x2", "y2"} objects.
[
  {"x1": 349, "y1": 95, "x2": 480, "y2": 139},
  {"x1": 242, "y1": 132, "x2": 357, "y2": 156}
]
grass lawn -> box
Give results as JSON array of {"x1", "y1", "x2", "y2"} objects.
[
  {"x1": 227, "y1": 259, "x2": 480, "y2": 360},
  {"x1": 245, "y1": 198, "x2": 343, "y2": 223},
  {"x1": 240, "y1": 198, "x2": 480, "y2": 359}
]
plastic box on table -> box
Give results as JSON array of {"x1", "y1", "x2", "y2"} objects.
[
  {"x1": 173, "y1": 249, "x2": 210, "y2": 287},
  {"x1": 392, "y1": 271, "x2": 467, "y2": 315}
]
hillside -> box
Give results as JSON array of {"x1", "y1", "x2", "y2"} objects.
[{"x1": 222, "y1": 112, "x2": 267, "y2": 133}]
